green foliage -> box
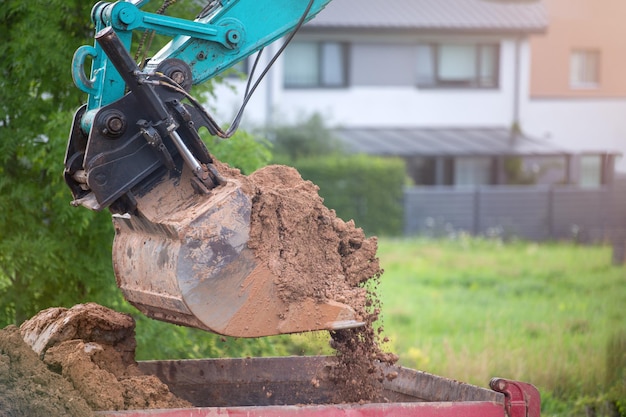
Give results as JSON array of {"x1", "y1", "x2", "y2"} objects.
[
  {"x1": 0, "y1": 109, "x2": 119, "y2": 325},
  {"x1": 376, "y1": 237, "x2": 626, "y2": 416},
  {"x1": 504, "y1": 157, "x2": 537, "y2": 185},
  {"x1": 294, "y1": 155, "x2": 406, "y2": 236},
  {"x1": 267, "y1": 113, "x2": 344, "y2": 162},
  {"x1": 128, "y1": 311, "x2": 332, "y2": 361},
  {"x1": 0, "y1": 1, "x2": 119, "y2": 325},
  {"x1": 264, "y1": 112, "x2": 406, "y2": 236},
  {"x1": 201, "y1": 128, "x2": 272, "y2": 174}
]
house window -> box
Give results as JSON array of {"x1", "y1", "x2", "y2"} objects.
[
  {"x1": 570, "y1": 49, "x2": 600, "y2": 88},
  {"x1": 416, "y1": 43, "x2": 499, "y2": 88},
  {"x1": 580, "y1": 155, "x2": 602, "y2": 187},
  {"x1": 283, "y1": 41, "x2": 348, "y2": 88},
  {"x1": 407, "y1": 157, "x2": 454, "y2": 186},
  {"x1": 454, "y1": 157, "x2": 493, "y2": 186}
]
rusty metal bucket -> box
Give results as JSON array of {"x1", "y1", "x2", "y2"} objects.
[{"x1": 111, "y1": 168, "x2": 364, "y2": 337}]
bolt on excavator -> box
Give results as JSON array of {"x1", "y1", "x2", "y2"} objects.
[{"x1": 64, "y1": 0, "x2": 366, "y2": 337}]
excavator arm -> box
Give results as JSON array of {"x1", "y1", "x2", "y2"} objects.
[
  {"x1": 66, "y1": 0, "x2": 330, "y2": 212},
  {"x1": 63, "y1": 0, "x2": 366, "y2": 338}
]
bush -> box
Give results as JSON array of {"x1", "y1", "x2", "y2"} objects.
[
  {"x1": 201, "y1": 129, "x2": 272, "y2": 174},
  {"x1": 294, "y1": 155, "x2": 406, "y2": 237},
  {"x1": 266, "y1": 113, "x2": 343, "y2": 161}
]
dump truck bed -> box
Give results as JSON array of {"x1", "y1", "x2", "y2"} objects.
[{"x1": 98, "y1": 356, "x2": 540, "y2": 417}]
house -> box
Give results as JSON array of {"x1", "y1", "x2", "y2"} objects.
[
  {"x1": 522, "y1": 0, "x2": 626, "y2": 177},
  {"x1": 210, "y1": 0, "x2": 625, "y2": 240},
  {"x1": 214, "y1": 0, "x2": 618, "y2": 187}
]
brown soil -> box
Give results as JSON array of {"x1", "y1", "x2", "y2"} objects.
[
  {"x1": 0, "y1": 325, "x2": 94, "y2": 417},
  {"x1": 2, "y1": 303, "x2": 190, "y2": 415},
  {"x1": 245, "y1": 165, "x2": 378, "y2": 309}
]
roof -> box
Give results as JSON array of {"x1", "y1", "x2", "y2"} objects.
[
  {"x1": 308, "y1": 0, "x2": 548, "y2": 34},
  {"x1": 335, "y1": 127, "x2": 582, "y2": 157}
]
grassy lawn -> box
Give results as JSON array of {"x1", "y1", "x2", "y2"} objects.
[{"x1": 375, "y1": 237, "x2": 626, "y2": 416}]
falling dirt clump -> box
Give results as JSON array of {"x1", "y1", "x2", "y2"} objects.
[
  {"x1": 218, "y1": 163, "x2": 399, "y2": 402},
  {"x1": 18, "y1": 303, "x2": 191, "y2": 412},
  {"x1": 328, "y1": 292, "x2": 399, "y2": 403}
]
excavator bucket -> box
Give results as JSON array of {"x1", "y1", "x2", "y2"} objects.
[{"x1": 111, "y1": 167, "x2": 365, "y2": 338}]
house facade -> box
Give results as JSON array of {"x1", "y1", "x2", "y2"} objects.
[
  {"x1": 212, "y1": 0, "x2": 618, "y2": 187},
  {"x1": 208, "y1": 0, "x2": 625, "y2": 240},
  {"x1": 522, "y1": 0, "x2": 626, "y2": 175}
]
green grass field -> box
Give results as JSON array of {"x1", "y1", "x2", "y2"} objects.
[{"x1": 375, "y1": 237, "x2": 626, "y2": 416}]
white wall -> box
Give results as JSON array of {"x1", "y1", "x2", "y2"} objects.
[
  {"x1": 209, "y1": 36, "x2": 626, "y2": 173},
  {"x1": 209, "y1": 38, "x2": 522, "y2": 129},
  {"x1": 521, "y1": 99, "x2": 626, "y2": 171}
]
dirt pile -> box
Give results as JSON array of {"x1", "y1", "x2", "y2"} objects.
[
  {"x1": 7, "y1": 303, "x2": 190, "y2": 414},
  {"x1": 0, "y1": 325, "x2": 94, "y2": 417}
]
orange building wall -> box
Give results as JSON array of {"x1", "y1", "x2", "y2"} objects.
[{"x1": 530, "y1": 0, "x2": 626, "y2": 98}]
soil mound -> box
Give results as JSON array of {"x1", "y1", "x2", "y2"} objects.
[
  {"x1": 0, "y1": 325, "x2": 94, "y2": 417},
  {"x1": 11, "y1": 303, "x2": 190, "y2": 413},
  {"x1": 247, "y1": 164, "x2": 380, "y2": 305}
]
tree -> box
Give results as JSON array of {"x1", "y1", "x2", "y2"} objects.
[
  {"x1": 267, "y1": 113, "x2": 344, "y2": 162},
  {"x1": 0, "y1": 1, "x2": 120, "y2": 325},
  {"x1": 0, "y1": 1, "x2": 291, "y2": 364},
  {"x1": 0, "y1": 1, "x2": 274, "y2": 328}
]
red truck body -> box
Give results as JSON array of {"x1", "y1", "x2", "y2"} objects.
[{"x1": 98, "y1": 356, "x2": 540, "y2": 417}]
